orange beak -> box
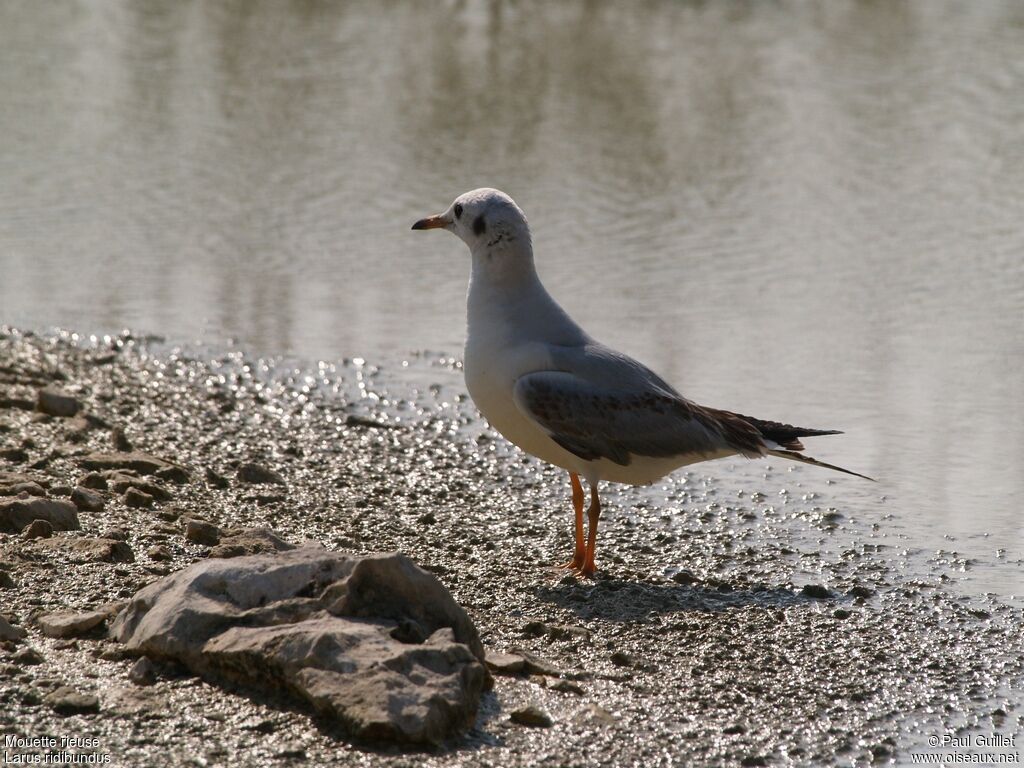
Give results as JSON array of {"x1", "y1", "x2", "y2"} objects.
[{"x1": 411, "y1": 214, "x2": 449, "y2": 230}]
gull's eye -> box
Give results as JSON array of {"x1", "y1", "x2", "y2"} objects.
[{"x1": 454, "y1": 203, "x2": 463, "y2": 219}]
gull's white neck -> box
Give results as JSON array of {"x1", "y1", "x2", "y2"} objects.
[{"x1": 466, "y1": 239, "x2": 589, "y2": 349}]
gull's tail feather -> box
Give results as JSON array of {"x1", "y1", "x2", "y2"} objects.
[
  {"x1": 767, "y1": 448, "x2": 876, "y2": 481},
  {"x1": 731, "y1": 412, "x2": 843, "y2": 451}
]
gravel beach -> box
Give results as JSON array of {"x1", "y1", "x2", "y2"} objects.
[{"x1": 1, "y1": 327, "x2": 1021, "y2": 766}]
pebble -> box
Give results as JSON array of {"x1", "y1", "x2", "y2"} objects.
[
  {"x1": 112, "y1": 427, "x2": 133, "y2": 452},
  {"x1": 8, "y1": 482, "x2": 46, "y2": 497},
  {"x1": 37, "y1": 609, "x2": 108, "y2": 639},
  {"x1": 70, "y1": 486, "x2": 105, "y2": 512},
  {"x1": 510, "y1": 705, "x2": 553, "y2": 727},
  {"x1": 37, "y1": 537, "x2": 135, "y2": 564},
  {"x1": 37, "y1": 387, "x2": 81, "y2": 418},
  {"x1": 0, "y1": 614, "x2": 28, "y2": 641},
  {"x1": 801, "y1": 584, "x2": 832, "y2": 599},
  {"x1": 80, "y1": 472, "x2": 108, "y2": 490},
  {"x1": 128, "y1": 657, "x2": 158, "y2": 686},
  {"x1": 44, "y1": 686, "x2": 100, "y2": 716},
  {"x1": 485, "y1": 651, "x2": 527, "y2": 676},
  {"x1": 547, "y1": 624, "x2": 592, "y2": 643},
  {"x1": 12, "y1": 647, "x2": 44, "y2": 665},
  {"x1": 147, "y1": 544, "x2": 173, "y2": 561},
  {"x1": 671, "y1": 569, "x2": 699, "y2": 585},
  {"x1": 185, "y1": 518, "x2": 222, "y2": 546},
  {"x1": 205, "y1": 467, "x2": 230, "y2": 489},
  {"x1": 550, "y1": 679, "x2": 585, "y2": 695},
  {"x1": 236, "y1": 462, "x2": 286, "y2": 485},
  {"x1": 22, "y1": 518, "x2": 54, "y2": 539},
  {"x1": 0, "y1": 447, "x2": 30, "y2": 463},
  {"x1": 124, "y1": 488, "x2": 155, "y2": 508},
  {"x1": 610, "y1": 651, "x2": 635, "y2": 667}
]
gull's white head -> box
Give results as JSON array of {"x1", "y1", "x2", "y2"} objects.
[{"x1": 412, "y1": 188, "x2": 532, "y2": 258}]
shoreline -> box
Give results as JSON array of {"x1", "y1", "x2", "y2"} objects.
[{"x1": 0, "y1": 326, "x2": 1021, "y2": 766}]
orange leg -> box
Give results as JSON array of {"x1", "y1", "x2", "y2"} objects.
[
  {"x1": 560, "y1": 472, "x2": 586, "y2": 570},
  {"x1": 580, "y1": 483, "x2": 601, "y2": 577}
]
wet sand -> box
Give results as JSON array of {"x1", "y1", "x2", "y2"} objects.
[{"x1": 0, "y1": 327, "x2": 1021, "y2": 766}]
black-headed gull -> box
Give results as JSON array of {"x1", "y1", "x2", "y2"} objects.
[{"x1": 413, "y1": 188, "x2": 871, "y2": 576}]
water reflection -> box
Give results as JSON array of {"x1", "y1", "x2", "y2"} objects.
[{"x1": 1, "y1": 0, "x2": 1022, "y2": 587}]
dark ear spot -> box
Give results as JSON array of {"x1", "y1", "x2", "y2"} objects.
[{"x1": 473, "y1": 215, "x2": 486, "y2": 236}]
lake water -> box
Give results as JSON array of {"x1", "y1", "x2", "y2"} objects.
[{"x1": 1, "y1": 1, "x2": 1022, "y2": 592}]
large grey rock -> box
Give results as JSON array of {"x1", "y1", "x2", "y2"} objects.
[
  {"x1": 0, "y1": 497, "x2": 79, "y2": 533},
  {"x1": 111, "y1": 546, "x2": 490, "y2": 745}
]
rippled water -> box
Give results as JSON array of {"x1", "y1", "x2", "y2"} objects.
[{"x1": 2, "y1": 1, "x2": 1023, "y2": 590}]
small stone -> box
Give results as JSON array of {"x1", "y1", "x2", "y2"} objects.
[
  {"x1": 547, "y1": 624, "x2": 592, "y2": 643},
  {"x1": 147, "y1": 545, "x2": 172, "y2": 561},
  {"x1": 208, "y1": 528, "x2": 294, "y2": 558},
  {"x1": 671, "y1": 569, "x2": 698, "y2": 585},
  {"x1": 111, "y1": 427, "x2": 133, "y2": 452},
  {"x1": 847, "y1": 585, "x2": 874, "y2": 599},
  {"x1": 37, "y1": 610, "x2": 108, "y2": 638},
  {"x1": 79, "y1": 452, "x2": 187, "y2": 480},
  {"x1": 37, "y1": 536, "x2": 135, "y2": 564},
  {"x1": 104, "y1": 527, "x2": 129, "y2": 541},
  {"x1": 275, "y1": 744, "x2": 307, "y2": 760},
  {"x1": 70, "y1": 487, "x2": 105, "y2": 512},
  {"x1": 205, "y1": 467, "x2": 230, "y2": 489},
  {"x1": 0, "y1": 497, "x2": 79, "y2": 533},
  {"x1": 64, "y1": 415, "x2": 92, "y2": 442},
  {"x1": 99, "y1": 645, "x2": 129, "y2": 662},
  {"x1": 185, "y1": 518, "x2": 222, "y2": 546},
  {"x1": 510, "y1": 705, "x2": 553, "y2": 727},
  {"x1": 22, "y1": 518, "x2": 54, "y2": 539},
  {"x1": 509, "y1": 649, "x2": 561, "y2": 677},
  {"x1": 801, "y1": 584, "x2": 832, "y2": 599},
  {"x1": 80, "y1": 472, "x2": 108, "y2": 490},
  {"x1": 0, "y1": 570, "x2": 15, "y2": 589},
  {"x1": 37, "y1": 388, "x2": 81, "y2": 418},
  {"x1": 833, "y1": 608, "x2": 852, "y2": 620},
  {"x1": 550, "y1": 679, "x2": 585, "y2": 695},
  {"x1": 610, "y1": 651, "x2": 634, "y2": 667},
  {"x1": 12, "y1": 647, "x2": 44, "y2": 665},
  {"x1": 128, "y1": 657, "x2": 158, "y2": 686},
  {"x1": 344, "y1": 414, "x2": 396, "y2": 429},
  {"x1": 0, "y1": 447, "x2": 30, "y2": 463},
  {"x1": 109, "y1": 473, "x2": 171, "y2": 501},
  {"x1": 0, "y1": 614, "x2": 28, "y2": 641},
  {"x1": 237, "y1": 462, "x2": 286, "y2": 486},
  {"x1": 8, "y1": 482, "x2": 46, "y2": 497},
  {"x1": 522, "y1": 620, "x2": 549, "y2": 638},
  {"x1": 125, "y1": 488, "x2": 154, "y2": 508},
  {"x1": 44, "y1": 686, "x2": 100, "y2": 716},
  {"x1": 155, "y1": 465, "x2": 190, "y2": 484},
  {"x1": 485, "y1": 651, "x2": 526, "y2": 676}
]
